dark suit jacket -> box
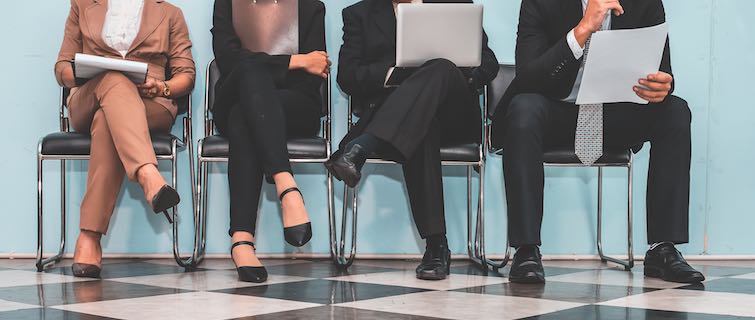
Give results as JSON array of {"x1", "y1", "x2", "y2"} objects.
[
  {"x1": 337, "y1": 0, "x2": 500, "y2": 116},
  {"x1": 211, "y1": 0, "x2": 326, "y2": 114},
  {"x1": 490, "y1": 0, "x2": 674, "y2": 146}
]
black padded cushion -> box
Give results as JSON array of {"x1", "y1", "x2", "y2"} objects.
[
  {"x1": 496, "y1": 145, "x2": 631, "y2": 165},
  {"x1": 41, "y1": 132, "x2": 183, "y2": 156},
  {"x1": 367, "y1": 143, "x2": 481, "y2": 163},
  {"x1": 201, "y1": 135, "x2": 328, "y2": 159}
]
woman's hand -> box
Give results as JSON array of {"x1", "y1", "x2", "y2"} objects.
[
  {"x1": 290, "y1": 51, "x2": 331, "y2": 78},
  {"x1": 137, "y1": 77, "x2": 164, "y2": 98},
  {"x1": 61, "y1": 64, "x2": 78, "y2": 88}
]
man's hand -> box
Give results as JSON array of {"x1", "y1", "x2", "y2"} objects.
[
  {"x1": 634, "y1": 71, "x2": 673, "y2": 103},
  {"x1": 574, "y1": 0, "x2": 625, "y2": 47},
  {"x1": 137, "y1": 77, "x2": 164, "y2": 98},
  {"x1": 290, "y1": 51, "x2": 331, "y2": 78}
]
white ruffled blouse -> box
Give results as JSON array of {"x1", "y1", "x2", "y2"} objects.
[{"x1": 102, "y1": 0, "x2": 145, "y2": 57}]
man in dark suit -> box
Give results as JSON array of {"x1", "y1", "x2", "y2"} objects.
[
  {"x1": 326, "y1": 0, "x2": 499, "y2": 280},
  {"x1": 490, "y1": 0, "x2": 704, "y2": 284}
]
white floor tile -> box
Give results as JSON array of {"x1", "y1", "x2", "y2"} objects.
[
  {"x1": 0, "y1": 299, "x2": 39, "y2": 312},
  {"x1": 337, "y1": 291, "x2": 584, "y2": 320},
  {"x1": 732, "y1": 272, "x2": 755, "y2": 280},
  {"x1": 599, "y1": 289, "x2": 755, "y2": 317},
  {"x1": 52, "y1": 291, "x2": 321, "y2": 320},
  {"x1": 0, "y1": 270, "x2": 93, "y2": 288},
  {"x1": 110, "y1": 270, "x2": 312, "y2": 291},
  {"x1": 547, "y1": 269, "x2": 699, "y2": 289},
  {"x1": 327, "y1": 270, "x2": 508, "y2": 291}
]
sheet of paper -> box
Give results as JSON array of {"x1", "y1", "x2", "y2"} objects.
[
  {"x1": 576, "y1": 23, "x2": 669, "y2": 105},
  {"x1": 74, "y1": 53, "x2": 148, "y2": 84}
]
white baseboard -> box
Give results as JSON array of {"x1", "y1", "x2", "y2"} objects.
[{"x1": 4, "y1": 253, "x2": 755, "y2": 261}]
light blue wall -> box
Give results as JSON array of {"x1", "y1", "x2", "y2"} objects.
[{"x1": 1, "y1": 0, "x2": 753, "y2": 257}]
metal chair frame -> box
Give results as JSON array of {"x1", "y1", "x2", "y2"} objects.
[
  {"x1": 193, "y1": 60, "x2": 334, "y2": 266},
  {"x1": 330, "y1": 91, "x2": 491, "y2": 269},
  {"x1": 480, "y1": 66, "x2": 635, "y2": 271},
  {"x1": 36, "y1": 87, "x2": 201, "y2": 271}
]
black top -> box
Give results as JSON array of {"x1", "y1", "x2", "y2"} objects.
[
  {"x1": 491, "y1": 0, "x2": 674, "y2": 121},
  {"x1": 337, "y1": 0, "x2": 500, "y2": 114},
  {"x1": 211, "y1": 0, "x2": 326, "y2": 111}
]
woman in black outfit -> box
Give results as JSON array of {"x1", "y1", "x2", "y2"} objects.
[{"x1": 211, "y1": 0, "x2": 329, "y2": 283}]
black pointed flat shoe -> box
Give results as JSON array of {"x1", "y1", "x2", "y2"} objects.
[
  {"x1": 231, "y1": 241, "x2": 268, "y2": 283},
  {"x1": 325, "y1": 144, "x2": 369, "y2": 188},
  {"x1": 279, "y1": 187, "x2": 313, "y2": 247},
  {"x1": 71, "y1": 263, "x2": 101, "y2": 279},
  {"x1": 151, "y1": 185, "x2": 180, "y2": 223}
]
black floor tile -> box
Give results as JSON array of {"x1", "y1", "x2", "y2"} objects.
[
  {"x1": 449, "y1": 264, "x2": 587, "y2": 278},
  {"x1": 233, "y1": 306, "x2": 446, "y2": 320},
  {"x1": 522, "y1": 305, "x2": 754, "y2": 320},
  {"x1": 0, "y1": 281, "x2": 186, "y2": 306},
  {"x1": 42, "y1": 262, "x2": 195, "y2": 279},
  {"x1": 0, "y1": 308, "x2": 118, "y2": 320},
  {"x1": 265, "y1": 262, "x2": 399, "y2": 278},
  {"x1": 214, "y1": 279, "x2": 428, "y2": 305},
  {"x1": 678, "y1": 278, "x2": 755, "y2": 295},
  {"x1": 691, "y1": 265, "x2": 755, "y2": 277},
  {"x1": 455, "y1": 281, "x2": 656, "y2": 303}
]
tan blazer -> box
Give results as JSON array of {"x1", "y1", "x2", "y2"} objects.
[{"x1": 55, "y1": 0, "x2": 196, "y2": 117}]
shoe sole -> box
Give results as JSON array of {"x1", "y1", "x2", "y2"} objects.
[
  {"x1": 644, "y1": 265, "x2": 705, "y2": 283},
  {"x1": 509, "y1": 272, "x2": 546, "y2": 284},
  {"x1": 325, "y1": 160, "x2": 361, "y2": 188}
]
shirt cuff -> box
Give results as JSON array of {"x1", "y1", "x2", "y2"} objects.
[{"x1": 567, "y1": 29, "x2": 585, "y2": 60}]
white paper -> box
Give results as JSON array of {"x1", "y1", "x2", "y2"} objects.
[
  {"x1": 576, "y1": 23, "x2": 669, "y2": 105},
  {"x1": 74, "y1": 53, "x2": 148, "y2": 84}
]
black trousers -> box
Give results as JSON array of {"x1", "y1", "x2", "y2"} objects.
[
  {"x1": 499, "y1": 93, "x2": 692, "y2": 247},
  {"x1": 217, "y1": 60, "x2": 321, "y2": 236},
  {"x1": 362, "y1": 59, "x2": 481, "y2": 238}
]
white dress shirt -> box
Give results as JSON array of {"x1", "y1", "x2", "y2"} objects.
[
  {"x1": 102, "y1": 0, "x2": 145, "y2": 57},
  {"x1": 563, "y1": 0, "x2": 612, "y2": 103}
]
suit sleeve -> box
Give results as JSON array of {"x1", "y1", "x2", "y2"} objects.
[
  {"x1": 514, "y1": 0, "x2": 582, "y2": 98},
  {"x1": 650, "y1": 0, "x2": 674, "y2": 95},
  {"x1": 297, "y1": 1, "x2": 327, "y2": 88},
  {"x1": 168, "y1": 8, "x2": 196, "y2": 87},
  {"x1": 336, "y1": 7, "x2": 393, "y2": 98},
  {"x1": 466, "y1": 30, "x2": 500, "y2": 90},
  {"x1": 211, "y1": 0, "x2": 290, "y2": 82},
  {"x1": 55, "y1": 0, "x2": 83, "y2": 87}
]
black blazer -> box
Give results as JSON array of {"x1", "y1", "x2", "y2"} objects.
[
  {"x1": 211, "y1": 0, "x2": 326, "y2": 113},
  {"x1": 337, "y1": 0, "x2": 500, "y2": 115},
  {"x1": 491, "y1": 0, "x2": 674, "y2": 131}
]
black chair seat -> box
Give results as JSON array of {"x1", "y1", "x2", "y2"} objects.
[
  {"x1": 40, "y1": 132, "x2": 183, "y2": 157},
  {"x1": 368, "y1": 143, "x2": 481, "y2": 163},
  {"x1": 495, "y1": 145, "x2": 631, "y2": 164},
  {"x1": 200, "y1": 135, "x2": 328, "y2": 160}
]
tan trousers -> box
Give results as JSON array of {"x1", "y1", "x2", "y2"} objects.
[{"x1": 68, "y1": 71, "x2": 174, "y2": 234}]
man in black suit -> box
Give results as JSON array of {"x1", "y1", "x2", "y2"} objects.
[
  {"x1": 326, "y1": 0, "x2": 499, "y2": 280},
  {"x1": 490, "y1": 0, "x2": 704, "y2": 284}
]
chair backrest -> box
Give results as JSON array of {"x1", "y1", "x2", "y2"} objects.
[
  {"x1": 206, "y1": 59, "x2": 328, "y2": 119},
  {"x1": 486, "y1": 64, "x2": 516, "y2": 118}
]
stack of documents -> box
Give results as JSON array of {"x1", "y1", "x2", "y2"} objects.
[{"x1": 74, "y1": 53, "x2": 149, "y2": 85}]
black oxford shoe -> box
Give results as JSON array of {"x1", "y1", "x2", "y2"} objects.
[
  {"x1": 644, "y1": 243, "x2": 705, "y2": 283},
  {"x1": 416, "y1": 243, "x2": 451, "y2": 280},
  {"x1": 509, "y1": 245, "x2": 545, "y2": 284},
  {"x1": 325, "y1": 144, "x2": 369, "y2": 188}
]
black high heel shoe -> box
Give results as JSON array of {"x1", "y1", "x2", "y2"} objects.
[
  {"x1": 279, "y1": 187, "x2": 312, "y2": 247},
  {"x1": 151, "y1": 185, "x2": 180, "y2": 223},
  {"x1": 71, "y1": 263, "x2": 102, "y2": 279},
  {"x1": 231, "y1": 241, "x2": 268, "y2": 283}
]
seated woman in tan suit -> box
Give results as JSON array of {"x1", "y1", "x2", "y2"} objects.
[
  {"x1": 55, "y1": 0, "x2": 196, "y2": 278},
  {"x1": 211, "y1": 0, "x2": 329, "y2": 282}
]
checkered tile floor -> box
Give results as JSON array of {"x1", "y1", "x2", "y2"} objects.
[{"x1": 2, "y1": 258, "x2": 755, "y2": 319}]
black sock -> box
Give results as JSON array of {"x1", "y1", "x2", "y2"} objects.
[
  {"x1": 346, "y1": 133, "x2": 382, "y2": 154},
  {"x1": 426, "y1": 234, "x2": 448, "y2": 247}
]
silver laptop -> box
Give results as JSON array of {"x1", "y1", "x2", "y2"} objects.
[{"x1": 395, "y1": 3, "x2": 484, "y2": 68}]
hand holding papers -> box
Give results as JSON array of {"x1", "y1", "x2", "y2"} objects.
[
  {"x1": 74, "y1": 53, "x2": 149, "y2": 85},
  {"x1": 576, "y1": 23, "x2": 669, "y2": 105}
]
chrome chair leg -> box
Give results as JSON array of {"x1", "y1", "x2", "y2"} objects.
[
  {"x1": 331, "y1": 185, "x2": 358, "y2": 268},
  {"x1": 474, "y1": 163, "x2": 511, "y2": 271},
  {"x1": 36, "y1": 156, "x2": 68, "y2": 272},
  {"x1": 596, "y1": 166, "x2": 634, "y2": 271},
  {"x1": 193, "y1": 158, "x2": 210, "y2": 265}
]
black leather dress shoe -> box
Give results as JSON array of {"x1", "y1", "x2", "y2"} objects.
[
  {"x1": 325, "y1": 144, "x2": 369, "y2": 188},
  {"x1": 416, "y1": 242, "x2": 451, "y2": 280},
  {"x1": 644, "y1": 243, "x2": 705, "y2": 283},
  {"x1": 509, "y1": 245, "x2": 545, "y2": 284},
  {"x1": 71, "y1": 263, "x2": 101, "y2": 279}
]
